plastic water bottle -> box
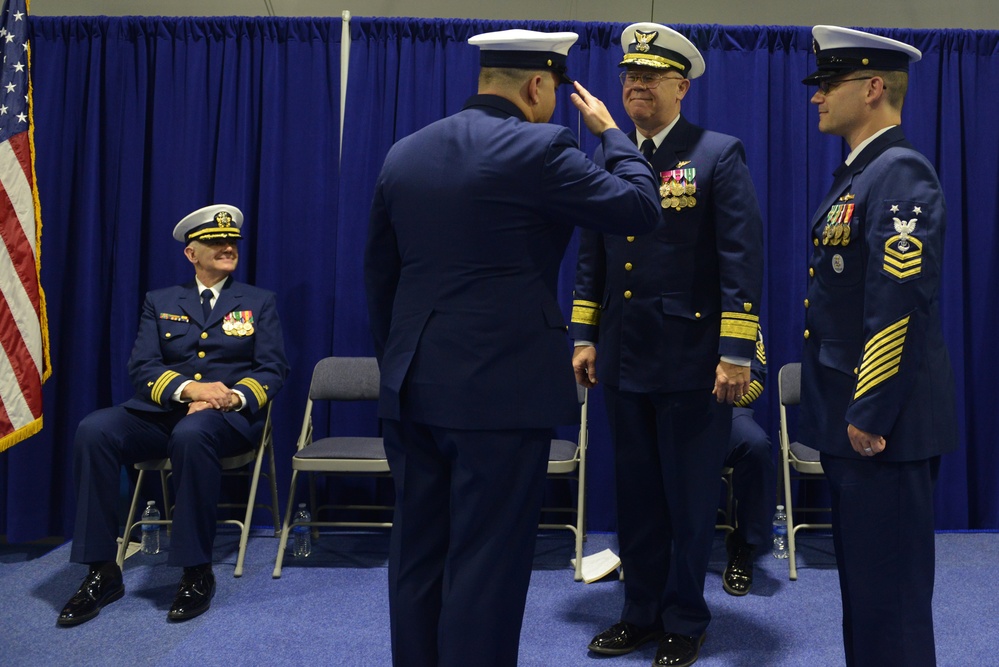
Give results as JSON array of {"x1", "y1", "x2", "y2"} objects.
[
  {"x1": 292, "y1": 503, "x2": 312, "y2": 558},
  {"x1": 141, "y1": 500, "x2": 161, "y2": 555},
  {"x1": 772, "y1": 505, "x2": 788, "y2": 559}
]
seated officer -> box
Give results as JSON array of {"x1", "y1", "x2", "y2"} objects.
[
  {"x1": 721, "y1": 328, "x2": 773, "y2": 596},
  {"x1": 58, "y1": 205, "x2": 289, "y2": 626}
]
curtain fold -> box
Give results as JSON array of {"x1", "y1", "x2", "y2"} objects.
[{"x1": 2, "y1": 17, "x2": 995, "y2": 542}]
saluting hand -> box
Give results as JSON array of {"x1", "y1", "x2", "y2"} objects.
[{"x1": 570, "y1": 81, "x2": 618, "y2": 137}]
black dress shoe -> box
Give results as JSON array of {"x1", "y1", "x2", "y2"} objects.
[
  {"x1": 57, "y1": 562, "x2": 125, "y2": 627},
  {"x1": 723, "y1": 533, "x2": 755, "y2": 596},
  {"x1": 653, "y1": 633, "x2": 706, "y2": 667},
  {"x1": 588, "y1": 621, "x2": 663, "y2": 655},
  {"x1": 167, "y1": 565, "x2": 215, "y2": 621}
]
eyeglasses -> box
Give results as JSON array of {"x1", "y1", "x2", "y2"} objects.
[
  {"x1": 816, "y1": 77, "x2": 873, "y2": 95},
  {"x1": 619, "y1": 71, "x2": 685, "y2": 88}
]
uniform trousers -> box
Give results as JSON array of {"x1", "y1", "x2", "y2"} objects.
[
  {"x1": 382, "y1": 418, "x2": 550, "y2": 667},
  {"x1": 821, "y1": 453, "x2": 940, "y2": 667},
  {"x1": 71, "y1": 406, "x2": 250, "y2": 567},
  {"x1": 605, "y1": 386, "x2": 732, "y2": 636},
  {"x1": 725, "y1": 407, "x2": 774, "y2": 549}
]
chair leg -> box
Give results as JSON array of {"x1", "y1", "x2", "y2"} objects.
[
  {"x1": 117, "y1": 470, "x2": 147, "y2": 569},
  {"x1": 234, "y1": 439, "x2": 269, "y2": 578},
  {"x1": 267, "y1": 437, "x2": 281, "y2": 536},
  {"x1": 273, "y1": 469, "x2": 300, "y2": 578},
  {"x1": 307, "y1": 471, "x2": 319, "y2": 542},
  {"x1": 159, "y1": 470, "x2": 171, "y2": 522},
  {"x1": 782, "y1": 457, "x2": 799, "y2": 581},
  {"x1": 573, "y1": 477, "x2": 584, "y2": 582}
]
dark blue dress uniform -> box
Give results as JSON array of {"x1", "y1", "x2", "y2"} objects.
[
  {"x1": 71, "y1": 277, "x2": 288, "y2": 567},
  {"x1": 726, "y1": 327, "x2": 772, "y2": 551},
  {"x1": 570, "y1": 116, "x2": 764, "y2": 637},
  {"x1": 799, "y1": 125, "x2": 958, "y2": 667},
  {"x1": 365, "y1": 77, "x2": 660, "y2": 665}
]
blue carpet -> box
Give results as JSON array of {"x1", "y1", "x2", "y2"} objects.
[{"x1": 1, "y1": 530, "x2": 996, "y2": 666}]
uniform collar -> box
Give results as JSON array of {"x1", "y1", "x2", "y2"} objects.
[{"x1": 463, "y1": 94, "x2": 527, "y2": 122}]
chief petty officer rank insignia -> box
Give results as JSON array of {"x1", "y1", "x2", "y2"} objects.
[
  {"x1": 659, "y1": 168, "x2": 697, "y2": 210},
  {"x1": 882, "y1": 201, "x2": 924, "y2": 282},
  {"x1": 223, "y1": 310, "x2": 255, "y2": 336},
  {"x1": 823, "y1": 193, "x2": 855, "y2": 246}
]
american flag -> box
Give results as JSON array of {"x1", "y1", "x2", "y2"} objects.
[{"x1": 0, "y1": 0, "x2": 49, "y2": 452}]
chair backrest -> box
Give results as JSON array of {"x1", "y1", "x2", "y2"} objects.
[
  {"x1": 778, "y1": 362, "x2": 801, "y2": 407},
  {"x1": 309, "y1": 357, "x2": 380, "y2": 402}
]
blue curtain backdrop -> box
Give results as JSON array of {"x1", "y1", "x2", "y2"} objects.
[{"x1": 2, "y1": 16, "x2": 996, "y2": 543}]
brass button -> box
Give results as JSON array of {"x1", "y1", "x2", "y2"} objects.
[
  {"x1": 803, "y1": 330, "x2": 810, "y2": 340},
  {"x1": 694, "y1": 312, "x2": 702, "y2": 319},
  {"x1": 194, "y1": 373, "x2": 203, "y2": 380},
  {"x1": 198, "y1": 351, "x2": 206, "y2": 358},
  {"x1": 201, "y1": 331, "x2": 208, "y2": 339},
  {"x1": 804, "y1": 299, "x2": 810, "y2": 308},
  {"x1": 813, "y1": 238, "x2": 819, "y2": 246},
  {"x1": 165, "y1": 332, "x2": 172, "y2": 338},
  {"x1": 854, "y1": 367, "x2": 859, "y2": 375},
  {"x1": 625, "y1": 262, "x2": 633, "y2": 271},
  {"x1": 808, "y1": 267, "x2": 814, "y2": 277},
  {"x1": 626, "y1": 236, "x2": 635, "y2": 242},
  {"x1": 624, "y1": 290, "x2": 633, "y2": 299}
]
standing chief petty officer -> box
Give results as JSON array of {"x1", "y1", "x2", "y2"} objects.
[
  {"x1": 572, "y1": 23, "x2": 764, "y2": 667},
  {"x1": 58, "y1": 205, "x2": 289, "y2": 626},
  {"x1": 799, "y1": 26, "x2": 958, "y2": 667},
  {"x1": 364, "y1": 29, "x2": 660, "y2": 667}
]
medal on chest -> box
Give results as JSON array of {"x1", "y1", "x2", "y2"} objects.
[
  {"x1": 223, "y1": 310, "x2": 255, "y2": 337},
  {"x1": 659, "y1": 168, "x2": 696, "y2": 210},
  {"x1": 822, "y1": 194, "x2": 855, "y2": 246}
]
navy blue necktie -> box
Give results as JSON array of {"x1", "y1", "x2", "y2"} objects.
[
  {"x1": 201, "y1": 289, "x2": 213, "y2": 322},
  {"x1": 641, "y1": 138, "x2": 656, "y2": 162}
]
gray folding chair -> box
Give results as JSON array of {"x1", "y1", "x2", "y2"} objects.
[
  {"x1": 116, "y1": 403, "x2": 279, "y2": 577},
  {"x1": 777, "y1": 362, "x2": 831, "y2": 580},
  {"x1": 273, "y1": 356, "x2": 388, "y2": 578},
  {"x1": 541, "y1": 386, "x2": 590, "y2": 581}
]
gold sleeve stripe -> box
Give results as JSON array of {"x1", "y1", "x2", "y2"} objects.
[
  {"x1": 151, "y1": 371, "x2": 181, "y2": 405},
  {"x1": 883, "y1": 261, "x2": 922, "y2": 280},
  {"x1": 863, "y1": 315, "x2": 909, "y2": 352},
  {"x1": 735, "y1": 379, "x2": 764, "y2": 408},
  {"x1": 236, "y1": 377, "x2": 268, "y2": 407},
  {"x1": 755, "y1": 330, "x2": 766, "y2": 365},
  {"x1": 571, "y1": 300, "x2": 601, "y2": 327},
  {"x1": 855, "y1": 365, "x2": 901, "y2": 399},
  {"x1": 721, "y1": 312, "x2": 759, "y2": 341},
  {"x1": 854, "y1": 316, "x2": 909, "y2": 399},
  {"x1": 883, "y1": 237, "x2": 923, "y2": 279}
]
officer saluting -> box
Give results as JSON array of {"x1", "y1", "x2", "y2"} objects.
[
  {"x1": 365, "y1": 28, "x2": 659, "y2": 667},
  {"x1": 799, "y1": 26, "x2": 958, "y2": 667},
  {"x1": 59, "y1": 205, "x2": 288, "y2": 626}
]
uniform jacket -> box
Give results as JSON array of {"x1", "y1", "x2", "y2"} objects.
[
  {"x1": 365, "y1": 94, "x2": 660, "y2": 430},
  {"x1": 570, "y1": 115, "x2": 764, "y2": 393},
  {"x1": 123, "y1": 277, "x2": 289, "y2": 442},
  {"x1": 799, "y1": 126, "x2": 958, "y2": 461}
]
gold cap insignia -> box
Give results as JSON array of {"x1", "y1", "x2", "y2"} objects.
[
  {"x1": 215, "y1": 211, "x2": 233, "y2": 227},
  {"x1": 635, "y1": 29, "x2": 658, "y2": 53}
]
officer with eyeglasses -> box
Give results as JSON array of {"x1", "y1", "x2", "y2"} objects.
[
  {"x1": 572, "y1": 22, "x2": 764, "y2": 667},
  {"x1": 799, "y1": 26, "x2": 958, "y2": 667}
]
